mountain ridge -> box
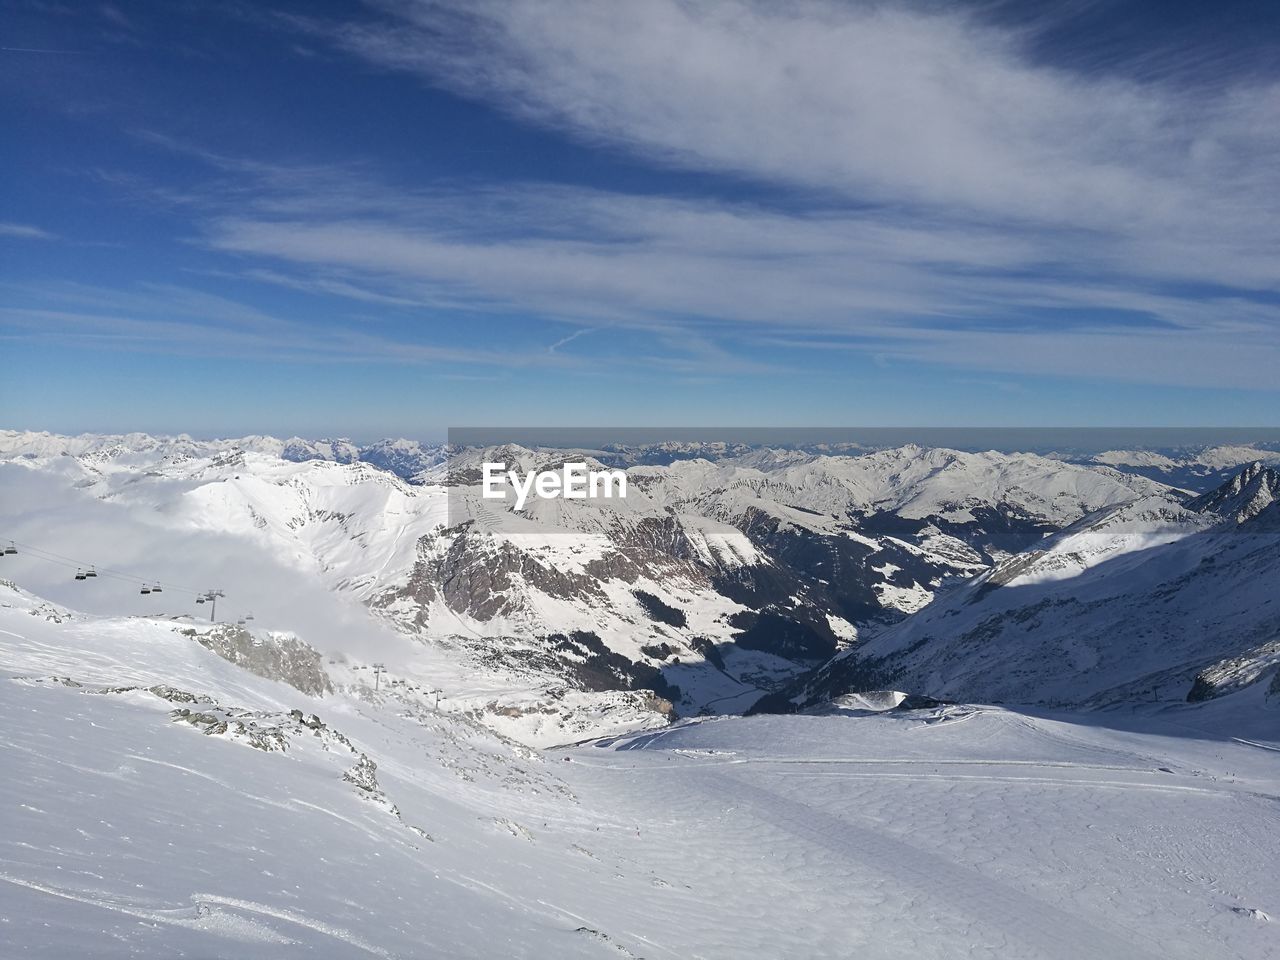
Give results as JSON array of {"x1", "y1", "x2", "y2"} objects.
[
  {"x1": 766, "y1": 463, "x2": 1280, "y2": 714},
  {"x1": 0, "y1": 427, "x2": 1188, "y2": 740}
]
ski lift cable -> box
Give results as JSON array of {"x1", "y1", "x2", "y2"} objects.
[
  {"x1": 7, "y1": 541, "x2": 190, "y2": 586},
  {"x1": 9, "y1": 544, "x2": 139, "y2": 584},
  {"x1": 9, "y1": 544, "x2": 167, "y2": 590},
  {"x1": 7, "y1": 541, "x2": 204, "y2": 592},
  {"x1": 3, "y1": 542, "x2": 244, "y2": 625},
  {"x1": 3, "y1": 540, "x2": 211, "y2": 597}
]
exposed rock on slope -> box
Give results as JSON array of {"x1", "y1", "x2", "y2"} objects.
[{"x1": 181, "y1": 624, "x2": 333, "y2": 696}]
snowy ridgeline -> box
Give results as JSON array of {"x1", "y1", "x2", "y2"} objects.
[
  {"x1": 3, "y1": 428, "x2": 1277, "y2": 491},
  {"x1": 1, "y1": 581, "x2": 1278, "y2": 959},
  {"x1": 779, "y1": 465, "x2": 1280, "y2": 712},
  {"x1": 1, "y1": 432, "x2": 1279, "y2": 735},
  {"x1": 0, "y1": 428, "x2": 1224, "y2": 739}
]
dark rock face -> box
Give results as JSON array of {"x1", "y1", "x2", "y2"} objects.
[
  {"x1": 1185, "y1": 675, "x2": 1217, "y2": 703},
  {"x1": 688, "y1": 637, "x2": 726, "y2": 671},
  {"x1": 377, "y1": 522, "x2": 709, "y2": 628},
  {"x1": 343, "y1": 754, "x2": 381, "y2": 793},
  {"x1": 367, "y1": 502, "x2": 1055, "y2": 715},
  {"x1": 733, "y1": 536, "x2": 876, "y2": 625},
  {"x1": 858, "y1": 505, "x2": 1057, "y2": 563}
]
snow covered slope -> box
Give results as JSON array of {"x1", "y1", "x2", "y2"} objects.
[
  {"x1": 0, "y1": 451, "x2": 675, "y2": 746},
  {"x1": 780, "y1": 465, "x2": 1280, "y2": 711},
  {"x1": 3, "y1": 580, "x2": 1277, "y2": 959},
  {"x1": 0, "y1": 582, "x2": 672, "y2": 957}
]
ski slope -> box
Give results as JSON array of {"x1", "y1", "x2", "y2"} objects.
[{"x1": 2, "y1": 585, "x2": 1276, "y2": 959}]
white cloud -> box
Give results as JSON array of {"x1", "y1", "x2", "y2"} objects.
[
  {"x1": 547, "y1": 326, "x2": 596, "y2": 354},
  {"x1": 0, "y1": 281, "x2": 572, "y2": 370},
  {"x1": 328, "y1": 0, "x2": 1280, "y2": 275},
  {"x1": 188, "y1": 178, "x2": 1280, "y2": 387},
  {"x1": 94, "y1": 3, "x2": 1280, "y2": 391},
  {"x1": 0, "y1": 222, "x2": 57, "y2": 240}
]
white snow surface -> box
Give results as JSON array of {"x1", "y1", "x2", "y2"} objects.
[{"x1": 2, "y1": 583, "x2": 1277, "y2": 960}]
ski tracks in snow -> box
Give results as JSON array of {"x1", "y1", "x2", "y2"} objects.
[{"x1": 0, "y1": 873, "x2": 394, "y2": 956}]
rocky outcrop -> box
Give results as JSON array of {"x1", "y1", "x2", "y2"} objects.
[
  {"x1": 181, "y1": 625, "x2": 332, "y2": 696},
  {"x1": 1186, "y1": 638, "x2": 1280, "y2": 703}
]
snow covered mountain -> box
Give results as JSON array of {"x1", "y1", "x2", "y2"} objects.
[
  {"x1": 1080, "y1": 444, "x2": 1280, "y2": 492},
  {"x1": 0, "y1": 429, "x2": 1177, "y2": 736},
  {"x1": 0, "y1": 429, "x2": 447, "y2": 477},
  {"x1": 18, "y1": 427, "x2": 1274, "y2": 488},
  {"x1": 1187, "y1": 460, "x2": 1280, "y2": 524},
  {"x1": 775, "y1": 464, "x2": 1280, "y2": 712}
]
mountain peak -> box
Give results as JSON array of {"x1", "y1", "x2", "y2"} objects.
[{"x1": 1187, "y1": 461, "x2": 1280, "y2": 524}]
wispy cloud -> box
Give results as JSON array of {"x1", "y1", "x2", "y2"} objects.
[
  {"x1": 182, "y1": 170, "x2": 1279, "y2": 388},
  {"x1": 0, "y1": 222, "x2": 57, "y2": 240},
  {"x1": 180, "y1": 0, "x2": 1276, "y2": 391},
  {"x1": 0, "y1": 281, "x2": 574, "y2": 370},
  {"x1": 547, "y1": 326, "x2": 596, "y2": 354},
  {"x1": 321, "y1": 1, "x2": 1280, "y2": 259},
  {"x1": 15, "y1": 1, "x2": 1278, "y2": 398}
]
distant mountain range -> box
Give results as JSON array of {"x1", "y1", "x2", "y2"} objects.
[
  {"x1": 1079, "y1": 445, "x2": 1280, "y2": 492},
  {"x1": 7, "y1": 428, "x2": 1279, "y2": 490},
  {"x1": 2, "y1": 428, "x2": 1276, "y2": 742}
]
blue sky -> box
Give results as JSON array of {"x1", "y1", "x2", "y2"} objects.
[{"x1": 2, "y1": 0, "x2": 1279, "y2": 439}]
